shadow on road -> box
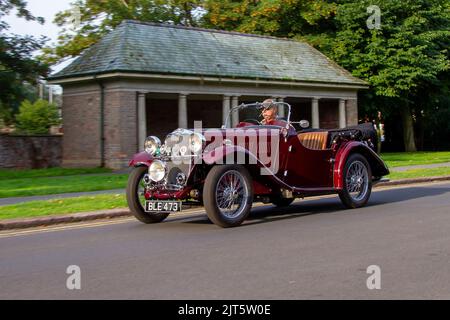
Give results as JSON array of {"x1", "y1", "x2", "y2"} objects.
[
  {"x1": 370, "y1": 185, "x2": 450, "y2": 205},
  {"x1": 178, "y1": 185, "x2": 450, "y2": 228}
]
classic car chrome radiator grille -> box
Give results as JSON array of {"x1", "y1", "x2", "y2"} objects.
[{"x1": 164, "y1": 161, "x2": 192, "y2": 190}]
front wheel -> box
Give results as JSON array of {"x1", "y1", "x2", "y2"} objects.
[
  {"x1": 339, "y1": 153, "x2": 372, "y2": 209},
  {"x1": 203, "y1": 165, "x2": 254, "y2": 228},
  {"x1": 126, "y1": 166, "x2": 169, "y2": 224}
]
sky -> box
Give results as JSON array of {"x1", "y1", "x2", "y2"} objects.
[
  {"x1": 4, "y1": 0, "x2": 74, "y2": 44},
  {"x1": 3, "y1": 0, "x2": 75, "y2": 74}
]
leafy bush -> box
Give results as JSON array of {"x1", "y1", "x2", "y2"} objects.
[{"x1": 15, "y1": 99, "x2": 60, "y2": 135}]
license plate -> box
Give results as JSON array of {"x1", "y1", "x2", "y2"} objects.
[{"x1": 145, "y1": 201, "x2": 182, "y2": 213}]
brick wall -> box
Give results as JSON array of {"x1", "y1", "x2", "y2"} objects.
[
  {"x1": 61, "y1": 86, "x2": 138, "y2": 169},
  {"x1": 62, "y1": 90, "x2": 102, "y2": 168},
  {"x1": 0, "y1": 135, "x2": 62, "y2": 169}
]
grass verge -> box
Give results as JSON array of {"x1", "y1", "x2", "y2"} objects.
[
  {"x1": 382, "y1": 151, "x2": 450, "y2": 168},
  {"x1": 0, "y1": 167, "x2": 113, "y2": 180},
  {"x1": 0, "y1": 194, "x2": 127, "y2": 220},
  {"x1": 0, "y1": 174, "x2": 128, "y2": 198},
  {"x1": 388, "y1": 167, "x2": 450, "y2": 180}
]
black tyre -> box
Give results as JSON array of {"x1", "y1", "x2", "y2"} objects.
[
  {"x1": 339, "y1": 153, "x2": 372, "y2": 209},
  {"x1": 126, "y1": 166, "x2": 169, "y2": 224},
  {"x1": 203, "y1": 165, "x2": 253, "y2": 228},
  {"x1": 271, "y1": 197, "x2": 294, "y2": 207}
]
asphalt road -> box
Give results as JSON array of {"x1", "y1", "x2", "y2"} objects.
[{"x1": 1, "y1": 182, "x2": 450, "y2": 300}]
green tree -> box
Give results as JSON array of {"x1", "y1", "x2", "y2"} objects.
[
  {"x1": 202, "y1": 0, "x2": 336, "y2": 37},
  {"x1": 327, "y1": 0, "x2": 449, "y2": 152},
  {"x1": 202, "y1": 0, "x2": 450, "y2": 152},
  {"x1": 15, "y1": 99, "x2": 60, "y2": 135},
  {"x1": 42, "y1": 0, "x2": 203, "y2": 64},
  {"x1": 0, "y1": 0, "x2": 49, "y2": 124}
]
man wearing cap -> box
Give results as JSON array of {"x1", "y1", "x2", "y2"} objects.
[{"x1": 260, "y1": 99, "x2": 296, "y2": 135}]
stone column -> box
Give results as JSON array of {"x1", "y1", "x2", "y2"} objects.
[
  {"x1": 339, "y1": 99, "x2": 347, "y2": 128},
  {"x1": 231, "y1": 96, "x2": 239, "y2": 127},
  {"x1": 222, "y1": 95, "x2": 231, "y2": 128},
  {"x1": 277, "y1": 97, "x2": 286, "y2": 119},
  {"x1": 311, "y1": 97, "x2": 320, "y2": 129},
  {"x1": 178, "y1": 93, "x2": 188, "y2": 128},
  {"x1": 48, "y1": 86, "x2": 53, "y2": 104},
  {"x1": 138, "y1": 93, "x2": 147, "y2": 151}
]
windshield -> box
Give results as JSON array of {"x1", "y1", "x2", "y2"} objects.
[{"x1": 223, "y1": 102, "x2": 292, "y2": 128}]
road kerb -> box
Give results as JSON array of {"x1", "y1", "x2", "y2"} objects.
[{"x1": 1, "y1": 175, "x2": 450, "y2": 231}]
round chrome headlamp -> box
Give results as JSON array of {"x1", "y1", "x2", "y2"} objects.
[
  {"x1": 144, "y1": 136, "x2": 161, "y2": 155},
  {"x1": 149, "y1": 160, "x2": 166, "y2": 182},
  {"x1": 189, "y1": 133, "x2": 206, "y2": 154}
]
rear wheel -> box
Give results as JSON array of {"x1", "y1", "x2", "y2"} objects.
[
  {"x1": 203, "y1": 165, "x2": 253, "y2": 228},
  {"x1": 126, "y1": 166, "x2": 169, "y2": 224},
  {"x1": 339, "y1": 154, "x2": 372, "y2": 209}
]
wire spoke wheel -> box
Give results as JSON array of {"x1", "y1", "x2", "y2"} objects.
[
  {"x1": 137, "y1": 174, "x2": 148, "y2": 210},
  {"x1": 203, "y1": 165, "x2": 254, "y2": 228},
  {"x1": 215, "y1": 170, "x2": 248, "y2": 219},
  {"x1": 339, "y1": 154, "x2": 372, "y2": 209},
  {"x1": 345, "y1": 161, "x2": 369, "y2": 202},
  {"x1": 126, "y1": 167, "x2": 169, "y2": 224}
]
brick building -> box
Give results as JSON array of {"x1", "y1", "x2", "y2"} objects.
[{"x1": 49, "y1": 20, "x2": 368, "y2": 169}]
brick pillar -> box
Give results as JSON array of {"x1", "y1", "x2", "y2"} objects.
[
  {"x1": 61, "y1": 89, "x2": 102, "y2": 168},
  {"x1": 104, "y1": 90, "x2": 138, "y2": 169},
  {"x1": 346, "y1": 99, "x2": 359, "y2": 126}
]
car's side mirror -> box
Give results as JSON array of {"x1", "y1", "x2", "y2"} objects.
[{"x1": 299, "y1": 120, "x2": 310, "y2": 129}]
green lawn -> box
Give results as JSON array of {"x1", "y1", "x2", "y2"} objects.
[
  {"x1": 0, "y1": 194, "x2": 127, "y2": 220},
  {"x1": 0, "y1": 167, "x2": 112, "y2": 180},
  {"x1": 388, "y1": 167, "x2": 450, "y2": 180},
  {"x1": 381, "y1": 151, "x2": 450, "y2": 168},
  {"x1": 0, "y1": 174, "x2": 128, "y2": 198}
]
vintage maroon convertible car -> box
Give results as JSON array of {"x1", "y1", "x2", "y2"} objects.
[{"x1": 126, "y1": 102, "x2": 389, "y2": 228}]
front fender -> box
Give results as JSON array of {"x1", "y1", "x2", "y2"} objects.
[
  {"x1": 334, "y1": 141, "x2": 390, "y2": 189},
  {"x1": 129, "y1": 152, "x2": 154, "y2": 167}
]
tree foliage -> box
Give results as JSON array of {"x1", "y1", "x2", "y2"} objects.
[
  {"x1": 201, "y1": 0, "x2": 449, "y2": 151},
  {"x1": 0, "y1": 0, "x2": 49, "y2": 124},
  {"x1": 325, "y1": 0, "x2": 450, "y2": 151},
  {"x1": 15, "y1": 99, "x2": 60, "y2": 135},
  {"x1": 202, "y1": 0, "x2": 336, "y2": 36}
]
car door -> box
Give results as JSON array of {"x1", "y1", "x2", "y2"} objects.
[{"x1": 281, "y1": 133, "x2": 334, "y2": 189}]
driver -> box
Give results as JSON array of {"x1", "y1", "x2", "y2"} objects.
[{"x1": 260, "y1": 99, "x2": 296, "y2": 135}]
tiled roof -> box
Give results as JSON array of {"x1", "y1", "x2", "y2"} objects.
[{"x1": 50, "y1": 20, "x2": 368, "y2": 86}]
